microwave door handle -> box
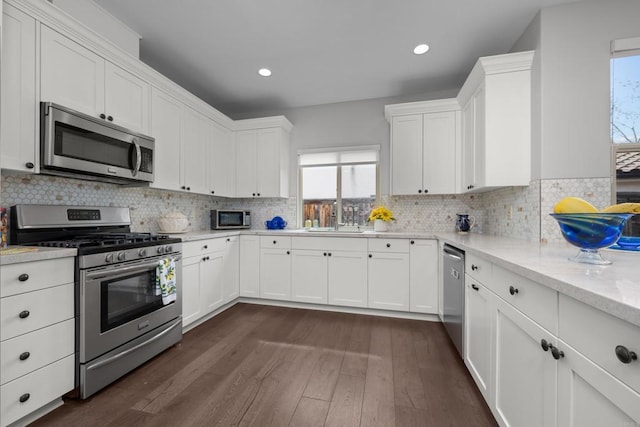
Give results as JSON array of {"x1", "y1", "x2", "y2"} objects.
[{"x1": 131, "y1": 138, "x2": 142, "y2": 176}]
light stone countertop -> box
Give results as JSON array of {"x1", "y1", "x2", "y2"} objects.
[{"x1": 0, "y1": 246, "x2": 77, "y2": 265}]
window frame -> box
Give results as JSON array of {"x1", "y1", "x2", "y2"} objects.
[{"x1": 297, "y1": 145, "x2": 380, "y2": 228}]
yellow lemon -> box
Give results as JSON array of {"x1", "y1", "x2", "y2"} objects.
[{"x1": 553, "y1": 197, "x2": 598, "y2": 214}]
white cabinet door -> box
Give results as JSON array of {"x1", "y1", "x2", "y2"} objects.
[
  {"x1": 181, "y1": 106, "x2": 210, "y2": 194},
  {"x1": 235, "y1": 130, "x2": 258, "y2": 197},
  {"x1": 291, "y1": 250, "x2": 328, "y2": 304},
  {"x1": 391, "y1": 114, "x2": 423, "y2": 195},
  {"x1": 1, "y1": 4, "x2": 37, "y2": 173},
  {"x1": 150, "y1": 88, "x2": 182, "y2": 191},
  {"x1": 256, "y1": 128, "x2": 281, "y2": 197},
  {"x1": 409, "y1": 239, "x2": 438, "y2": 314},
  {"x1": 104, "y1": 62, "x2": 149, "y2": 133},
  {"x1": 493, "y1": 297, "x2": 557, "y2": 427},
  {"x1": 423, "y1": 111, "x2": 457, "y2": 194},
  {"x1": 181, "y1": 257, "x2": 202, "y2": 327},
  {"x1": 223, "y1": 236, "x2": 240, "y2": 303},
  {"x1": 367, "y1": 252, "x2": 410, "y2": 311},
  {"x1": 201, "y1": 251, "x2": 224, "y2": 314},
  {"x1": 40, "y1": 25, "x2": 105, "y2": 118},
  {"x1": 464, "y1": 276, "x2": 493, "y2": 404},
  {"x1": 327, "y1": 251, "x2": 368, "y2": 308},
  {"x1": 209, "y1": 122, "x2": 234, "y2": 197},
  {"x1": 239, "y1": 235, "x2": 260, "y2": 297},
  {"x1": 260, "y1": 249, "x2": 291, "y2": 300},
  {"x1": 557, "y1": 340, "x2": 640, "y2": 426}
]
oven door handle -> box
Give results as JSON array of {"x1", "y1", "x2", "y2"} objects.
[
  {"x1": 86, "y1": 317, "x2": 182, "y2": 372},
  {"x1": 86, "y1": 256, "x2": 182, "y2": 279}
]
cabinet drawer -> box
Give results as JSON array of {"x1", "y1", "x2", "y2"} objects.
[
  {"x1": 291, "y1": 236, "x2": 366, "y2": 252},
  {"x1": 465, "y1": 252, "x2": 492, "y2": 284},
  {"x1": 183, "y1": 238, "x2": 226, "y2": 258},
  {"x1": 1, "y1": 319, "x2": 74, "y2": 385},
  {"x1": 260, "y1": 236, "x2": 291, "y2": 249},
  {"x1": 367, "y1": 238, "x2": 410, "y2": 253},
  {"x1": 1, "y1": 283, "x2": 74, "y2": 341},
  {"x1": 0, "y1": 354, "x2": 74, "y2": 426},
  {"x1": 1, "y1": 257, "x2": 74, "y2": 298},
  {"x1": 492, "y1": 265, "x2": 558, "y2": 334},
  {"x1": 559, "y1": 294, "x2": 640, "y2": 394}
]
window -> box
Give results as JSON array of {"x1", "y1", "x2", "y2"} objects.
[{"x1": 299, "y1": 147, "x2": 379, "y2": 228}]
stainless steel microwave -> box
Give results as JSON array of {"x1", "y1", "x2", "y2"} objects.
[
  {"x1": 40, "y1": 102, "x2": 154, "y2": 185},
  {"x1": 211, "y1": 210, "x2": 251, "y2": 229}
]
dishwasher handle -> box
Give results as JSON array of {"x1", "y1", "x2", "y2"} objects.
[{"x1": 443, "y1": 245, "x2": 464, "y2": 261}]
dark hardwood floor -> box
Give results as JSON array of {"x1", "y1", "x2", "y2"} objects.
[{"x1": 32, "y1": 304, "x2": 497, "y2": 426}]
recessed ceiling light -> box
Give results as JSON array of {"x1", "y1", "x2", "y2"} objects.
[
  {"x1": 413, "y1": 44, "x2": 430, "y2": 55},
  {"x1": 258, "y1": 68, "x2": 272, "y2": 77}
]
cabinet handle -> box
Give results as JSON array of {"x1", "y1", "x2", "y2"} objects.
[
  {"x1": 540, "y1": 339, "x2": 551, "y2": 352},
  {"x1": 19, "y1": 393, "x2": 30, "y2": 403},
  {"x1": 100, "y1": 113, "x2": 106, "y2": 119},
  {"x1": 551, "y1": 346, "x2": 565, "y2": 360},
  {"x1": 19, "y1": 351, "x2": 31, "y2": 361},
  {"x1": 509, "y1": 285, "x2": 519, "y2": 295},
  {"x1": 386, "y1": 243, "x2": 391, "y2": 248},
  {"x1": 19, "y1": 310, "x2": 30, "y2": 319},
  {"x1": 471, "y1": 264, "x2": 478, "y2": 271},
  {"x1": 368, "y1": 254, "x2": 372, "y2": 258},
  {"x1": 18, "y1": 273, "x2": 29, "y2": 282},
  {"x1": 471, "y1": 284, "x2": 479, "y2": 291},
  {"x1": 615, "y1": 345, "x2": 638, "y2": 364},
  {"x1": 107, "y1": 115, "x2": 113, "y2": 122},
  {"x1": 25, "y1": 162, "x2": 34, "y2": 169}
]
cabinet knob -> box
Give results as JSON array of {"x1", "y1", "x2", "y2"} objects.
[
  {"x1": 18, "y1": 274, "x2": 29, "y2": 282},
  {"x1": 25, "y1": 162, "x2": 34, "y2": 169},
  {"x1": 100, "y1": 113, "x2": 106, "y2": 119},
  {"x1": 386, "y1": 243, "x2": 391, "y2": 248},
  {"x1": 328, "y1": 252, "x2": 332, "y2": 256},
  {"x1": 418, "y1": 189, "x2": 422, "y2": 194},
  {"x1": 551, "y1": 346, "x2": 565, "y2": 360},
  {"x1": 424, "y1": 189, "x2": 429, "y2": 194},
  {"x1": 368, "y1": 254, "x2": 372, "y2": 258},
  {"x1": 19, "y1": 393, "x2": 30, "y2": 403},
  {"x1": 471, "y1": 264, "x2": 478, "y2": 271},
  {"x1": 211, "y1": 190, "x2": 215, "y2": 194},
  {"x1": 181, "y1": 186, "x2": 186, "y2": 190},
  {"x1": 540, "y1": 339, "x2": 551, "y2": 352},
  {"x1": 410, "y1": 240, "x2": 415, "y2": 244},
  {"x1": 509, "y1": 285, "x2": 519, "y2": 295},
  {"x1": 257, "y1": 193, "x2": 261, "y2": 197},
  {"x1": 203, "y1": 245, "x2": 208, "y2": 249},
  {"x1": 107, "y1": 115, "x2": 113, "y2": 122},
  {"x1": 187, "y1": 187, "x2": 191, "y2": 191},
  {"x1": 253, "y1": 193, "x2": 256, "y2": 197},
  {"x1": 286, "y1": 251, "x2": 290, "y2": 255},
  {"x1": 615, "y1": 345, "x2": 638, "y2": 364},
  {"x1": 19, "y1": 352, "x2": 30, "y2": 361},
  {"x1": 18, "y1": 310, "x2": 30, "y2": 319},
  {"x1": 226, "y1": 238, "x2": 231, "y2": 242},
  {"x1": 323, "y1": 252, "x2": 327, "y2": 256},
  {"x1": 471, "y1": 284, "x2": 479, "y2": 291},
  {"x1": 273, "y1": 240, "x2": 277, "y2": 244}
]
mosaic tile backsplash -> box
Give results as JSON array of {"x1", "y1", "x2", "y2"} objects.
[{"x1": 0, "y1": 171, "x2": 610, "y2": 243}]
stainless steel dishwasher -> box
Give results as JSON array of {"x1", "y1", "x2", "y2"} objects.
[{"x1": 443, "y1": 244, "x2": 465, "y2": 358}]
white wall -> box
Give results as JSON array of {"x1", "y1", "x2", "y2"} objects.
[{"x1": 518, "y1": 0, "x2": 640, "y2": 181}]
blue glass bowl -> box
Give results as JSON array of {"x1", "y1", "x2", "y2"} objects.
[{"x1": 550, "y1": 213, "x2": 634, "y2": 264}]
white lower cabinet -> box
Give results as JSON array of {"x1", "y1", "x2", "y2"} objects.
[
  {"x1": 409, "y1": 239, "x2": 438, "y2": 314},
  {"x1": 222, "y1": 236, "x2": 240, "y2": 303},
  {"x1": 291, "y1": 250, "x2": 328, "y2": 304},
  {"x1": 367, "y1": 239, "x2": 410, "y2": 311},
  {"x1": 327, "y1": 250, "x2": 368, "y2": 308},
  {"x1": 239, "y1": 235, "x2": 260, "y2": 297},
  {"x1": 493, "y1": 296, "x2": 557, "y2": 427},
  {"x1": 259, "y1": 237, "x2": 292, "y2": 300},
  {"x1": 464, "y1": 276, "x2": 493, "y2": 403}
]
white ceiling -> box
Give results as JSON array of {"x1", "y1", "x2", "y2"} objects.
[{"x1": 93, "y1": 0, "x2": 584, "y2": 118}]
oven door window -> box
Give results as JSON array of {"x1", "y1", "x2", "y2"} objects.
[{"x1": 100, "y1": 269, "x2": 165, "y2": 332}]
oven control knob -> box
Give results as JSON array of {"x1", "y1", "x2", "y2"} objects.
[
  {"x1": 105, "y1": 253, "x2": 115, "y2": 263},
  {"x1": 157, "y1": 246, "x2": 166, "y2": 254},
  {"x1": 117, "y1": 252, "x2": 126, "y2": 261},
  {"x1": 138, "y1": 248, "x2": 147, "y2": 257},
  {"x1": 165, "y1": 245, "x2": 173, "y2": 253}
]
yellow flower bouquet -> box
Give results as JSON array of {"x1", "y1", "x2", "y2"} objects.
[{"x1": 368, "y1": 206, "x2": 395, "y2": 222}]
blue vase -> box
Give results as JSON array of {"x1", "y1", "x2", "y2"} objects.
[{"x1": 456, "y1": 214, "x2": 475, "y2": 232}]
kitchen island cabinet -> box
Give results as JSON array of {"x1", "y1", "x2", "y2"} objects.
[
  {"x1": 1, "y1": 3, "x2": 37, "y2": 173},
  {"x1": 40, "y1": 25, "x2": 149, "y2": 134}
]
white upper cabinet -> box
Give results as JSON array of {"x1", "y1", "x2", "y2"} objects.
[
  {"x1": 235, "y1": 118, "x2": 292, "y2": 198},
  {"x1": 457, "y1": 51, "x2": 533, "y2": 193},
  {"x1": 1, "y1": 4, "x2": 37, "y2": 172},
  {"x1": 40, "y1": 25, "x2": 149, "y2": 134},
  {"x1": 385, "y1": 99, "x2": 460, "y2": 195},
  {"x1": 208, "y1": 121, "x2": 235, "y2": 197},
  {"x1": 181, "y1": 106, "x2": 210, "y2": 194},
  {"x1": 150, "y1": 88, "x2": 182, "y2": 191}
]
